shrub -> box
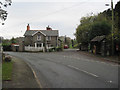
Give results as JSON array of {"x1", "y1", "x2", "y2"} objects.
[
  {"x1": 73, "y1": 44, "x2": 79, "y2": 48},
  {"x1": 56, "y1": 47, "x2": 62, "y2": 51},
  {"x1": 5, "y1": 56, "x2": 12, "y2": 62},
  {"x1": 48, "y1": 48, "x2": 53, "y2": 52}
]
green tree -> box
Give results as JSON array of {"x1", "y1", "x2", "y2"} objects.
[
  {"x1": 76, "y1": 16, "x2": 93, "y2": 44},
  {"x1": 10, "y1": 37, "x2": 16, "y2": 44},
  {"x1": 0, "y1": 0, "x2": 12, "y2": 25},
  {"x1": 89, "y1": 20, "x2": 111, "y2": 40},
  {"x1": 115, "y1": 1, "x2": 120, "y2": 30},
  {"x1": 75, "y1": 14, "x2": 111, "y2": 45}
]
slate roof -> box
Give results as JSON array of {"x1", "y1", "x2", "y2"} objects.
[
  {"x1": 91, "y1": 35, "x2": 105, "y2": 42},
  {"x1": 24, "y1": 30, "x2": 59, "y2": 36}
]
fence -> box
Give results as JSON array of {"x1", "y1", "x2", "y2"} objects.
[
  {"x1": 25, "y1": 46, "x2": 53, "y2": 52},
  {"x1": 25, "y1": 46, "x2": 44, "y2": 52}
]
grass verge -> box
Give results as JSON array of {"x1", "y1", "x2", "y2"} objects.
[
  {"x1": 2, "y1": 61, "x2": 13, "y2": 81},
  {"x1": 0, "y1": 65, "x2": 2, "y2": 81}
]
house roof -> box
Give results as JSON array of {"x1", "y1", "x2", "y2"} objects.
[
  {"x1": 24, "y1": 30, "x2": 58, "y2": 36},
  {"x1": 91, "y1": 35, "x2": 105, "y2": 42},
  {"x1": 11, "y1": 43, "x2": 19, "y2": 46}
]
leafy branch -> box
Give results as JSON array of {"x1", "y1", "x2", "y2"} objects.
[{"x1": 0, "y1": 0, "x2": 12, "y2": 25}]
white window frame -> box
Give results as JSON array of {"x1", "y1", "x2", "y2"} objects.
[
  {"x1": 46, "y1": 36, "x2": 48, "y2": 41},
  {"x1": 46, "y1": 36, "x2": 51, "y2": 41}
]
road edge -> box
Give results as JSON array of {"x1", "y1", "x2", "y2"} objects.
[
  {"x1": 25, "y1": 61, "x2": 43, "y2": 88},
  {"x1": 10, "y1": 55, "x2": 43, "y2": 88}
]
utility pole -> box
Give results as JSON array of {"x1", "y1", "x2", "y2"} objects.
[
  {"x1": 111, "y1": 0, "x2": 114, "y2": 55},
  {"x1": 105, "y1": 0, "x2": 114, "y2": 55}
]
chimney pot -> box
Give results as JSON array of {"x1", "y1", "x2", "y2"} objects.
[
  {"x1": 46, "y1": 25, "x2": 52, "y2": 30},
  {"x1": 27, "y1": 24, "x2": 30, "y2": 31}
]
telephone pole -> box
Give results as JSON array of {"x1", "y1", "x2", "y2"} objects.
[{"x1": 111, "y1": 0, "x2": 114, "y2": 55}]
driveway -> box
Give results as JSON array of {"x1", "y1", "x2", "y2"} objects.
[{"x1": 5, "y1": 49, "x2": 119, "y2": 88}]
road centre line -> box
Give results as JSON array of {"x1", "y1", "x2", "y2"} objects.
[
  {"x1": 63, "y1": 55, "x2": 119, "y2": 67},
  {"x1": 67, "y1": 65, "x2": 99, "y2": 78},
  {"x1": 107, "y1": 80, "x2": 113, "y2": 83},
  {"x1": 45, "y1": 57, "x2": 99, "y2": 78}
]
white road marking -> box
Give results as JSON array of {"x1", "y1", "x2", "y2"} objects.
[
  {"x1": 107, "y1": 80, "x2": 113, "y2": 83},
  {"x1": 64, "y1": 56, "x2": 119, "y2": 67},
  {"x1": 26, "y1": 62, "x2": 43, "y2": 88},
  {"x1": 67, "y1": 65, "x2": 99, "y2": 78}
]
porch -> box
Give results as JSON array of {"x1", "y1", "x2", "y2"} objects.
[{"x1": 25, "y1": 46, "x2": 53, "y2": 52}]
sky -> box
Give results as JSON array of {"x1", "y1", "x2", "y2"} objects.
[{"x1": 0, "y1": 0, "x2": 119, "y2": 39}]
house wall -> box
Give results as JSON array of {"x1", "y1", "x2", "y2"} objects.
[
  {"x1": 19, "y1": 41, "x2": 24, "y2": 51},
  {"x1": 12, "y1": 46, "x2": 19, "y2": 52},
  {"x1": 33, "y1": 32, "x2": 45, "y2": 45},
  {"x1": 24, "y1": 36, "x2": 33, "y2": 46},
  {"x1": 16, "y1": 37, "x2": 24, "y2": 51},
  {"x1": 50, "y1": 36, "x2": 58, "y2": 47},
  {"x1": 24, "y1": 32, "x2": 58, "y2": 48}
]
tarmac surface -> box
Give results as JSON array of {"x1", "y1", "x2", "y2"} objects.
[
  {"x1": 2, "y1": 56, "x2": 40, "y2": 88},
  {"x1": 5, "y1": 49, "x2": 119, "y2": 88}
]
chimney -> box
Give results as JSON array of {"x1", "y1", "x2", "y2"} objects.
[
  {"x1": 27, "y1": 24, "x2": 30, "y2": 31},
  {"x1": 46, "y1": 25, "x2": 52, "y2": 30}
]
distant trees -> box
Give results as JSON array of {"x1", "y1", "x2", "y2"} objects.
[
  {"x1": 2, "y1": 37, "x2": 17, "y2": 51},
  {"x1": 59, "y1": 36, "x2": 71, "y2": 47},
  {"x1": 0, "y1": 0, "x2": 12, "y2": 25},
  {"x1": 2, "y1": 37, "x2": 17, "y2": 46}
]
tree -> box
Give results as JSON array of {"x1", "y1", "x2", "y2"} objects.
[
  {"x1": 0, "y1": 0, "x2": 12, "y2": 25},
  {"x1": 76, "y1": 16, "x2": 93, "y2": 44},
  {"x1": 115, "y1": 1, "x2": 120, "y2": 30},
  {"x1": 10, "y1": 37, "x2": 16, "y2": 44},
  {"x1": 101, "y1": 1, "x2": 120, "y2": 44},
  {"x1": 75, "y1": 14, "x2": 111, "y2": 46},
  {"x1": 89, "y1": 20, "x2": 111, "y2": 40}
]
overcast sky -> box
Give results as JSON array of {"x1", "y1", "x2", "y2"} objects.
[{"x1": 0, "y1": 0, "x2": 119, "y2": 39}]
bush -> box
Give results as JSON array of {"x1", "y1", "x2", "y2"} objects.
[
  {"x1": 48, "y1": 48, "x2": 53, "y2": 52},
  {"x1": 5, "y1": 56, "x2": 12, "y2": 62},
  {"x1": 56, "y1": 47, "x2": 62, "y2": 51},
  {"x1": 2, "y1": 53, "x2": 5, "y2": 60},
  {"x1": 2, "y1": 45, "x2": 12, "y2": 51},
  {"x1": 48, "y1": 47, "x2": 56, "y2": 52},
  {"x1": 73, "y1": 44, "x2": 79, "y2": 48}
]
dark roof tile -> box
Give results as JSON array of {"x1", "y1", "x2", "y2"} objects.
[
  {"x1": 24, "y1": 30, "x2": 58, "y2": 36},
  {"x1": 91, "y1": 35, "x2": 105, "y2": 42}
]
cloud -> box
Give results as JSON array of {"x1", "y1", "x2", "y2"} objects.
[
  {"x1": 12, "y1": 0, "x2": 117, "y2": 3},
  {"x1": 1, "y1": 1, "x2": 119, "y2": 39}
]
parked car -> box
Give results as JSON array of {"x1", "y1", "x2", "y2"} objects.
[{"x1": 64, "y1": 45, "x2": 68, "y2": 49}]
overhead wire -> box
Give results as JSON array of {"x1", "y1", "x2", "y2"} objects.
[{"x1": 1, "y1": 0, "x2": 90, "y2": 38}]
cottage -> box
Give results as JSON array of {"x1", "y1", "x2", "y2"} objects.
[{"x1": 24, "y1": 24, "x2": 59, "y2": 52}]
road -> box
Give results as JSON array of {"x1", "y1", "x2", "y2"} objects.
[{"x1": 5, "y1": 49, "x2": 119, "y2": 88}]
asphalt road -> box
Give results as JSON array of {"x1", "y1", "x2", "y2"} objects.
[{"x1": 5, "y1": 49, "x2": 119, "y2": 88}]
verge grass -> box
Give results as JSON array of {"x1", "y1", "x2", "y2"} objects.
[{"x1": 2, "y1": 61, "x2": 13, "y2": 81}]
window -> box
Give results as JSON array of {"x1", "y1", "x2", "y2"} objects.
[
  {"x1": 37, "y1": 35, "x2": 41, "y2": 40},
  {"x1": 37, "y1": 43, "x2": 41, "y2": 47},
  {"x1": 46, "y1": 36, "x2": 51, "y2": 41}
]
